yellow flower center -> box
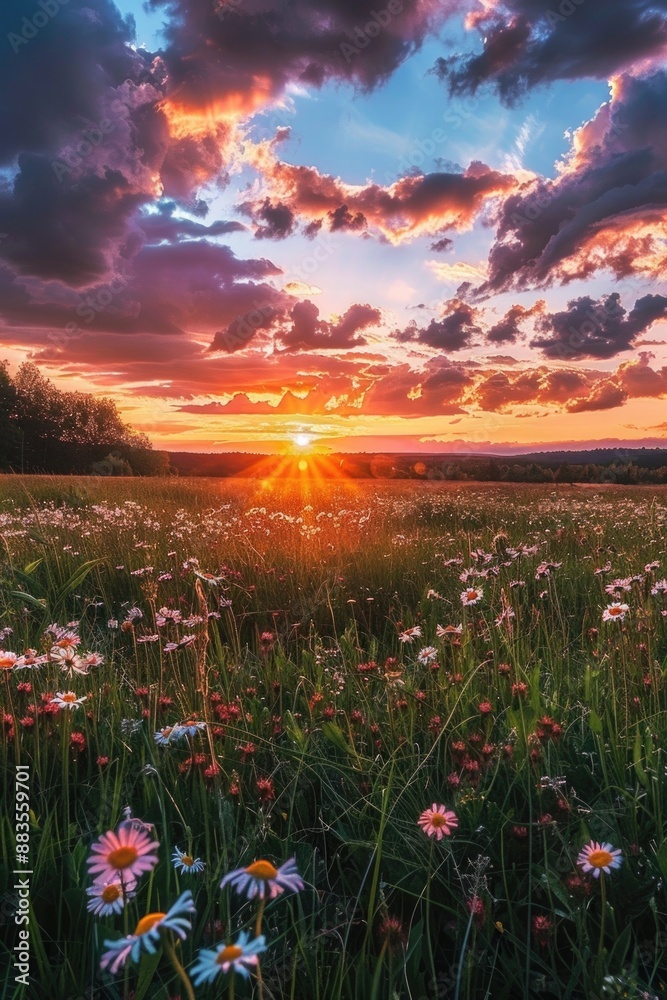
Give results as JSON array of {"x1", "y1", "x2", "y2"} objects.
[
  {"x1": 62, "y1": 693, "x2": 77, "y2": 703},
  {"x1": 180, "y1": 855, "x2": 194, "y2": 867},
  {"x1": 101, "y1": 885, "x2": 122, "y2": 903},
  {"x1": 108, "y1": 845, "x2": 139, "y2": 869},
  {"x1": 183, "y1": 720, "x2": 197, "y2": 727},
  {"x1": 609, "y1": 607, "x2": 623, "y2": 615},
  {"x1": 588, "y1": 849, "x2": 613, "y2": 869},
  {"x1": 466, "y1": 591, "x2": 478, "y2": 601},
  {"x1": 216, "y1": 944, "x2": 244, "y2": 964},
  {"x1": 134, "y1": 912, "x2": 166, "y2": 936},
  {"x1": 245, "y1": 860, "x2": 278, "y2": 880},
  {"x1": 0, "y1": 656, "x2": 15, "y2": 669},
  {"x1": 430, "y1": 813, "x2": 446, "y2": 828}
]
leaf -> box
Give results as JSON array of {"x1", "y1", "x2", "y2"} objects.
[
  {"x1": 56, "y1": 558, "x2": 106, "y2": 601},
  {"x1": 321, "y1": 721, "x2": 356, "y2": 757},
  {"x1": 23, "y1": 558, "x2": 43, "y2": 575},
  {"x1": 283, "y1": 710, "x2": 308, "y2": 750},
  {"x1": 654, "y1": 840, "x2": 667, "y2": 883},
  {"x1": 608, "y1": 921, "x2": 632, "y2": 972},
  {"x1": 588, "y1": 710, "x2": 603, "y2": 735},
  {"x1": 529, "y1": 665, "x2": 542, "y2": 712},
  {"x1": 633, "y1": 730, "x2": 649, "y2": 788},
  {"x1": 133, "y1": 947, "x2": 163, "y2": 1000},
  {"x1": 9, "y1": 590, "x2": 47, "y2": 610}
]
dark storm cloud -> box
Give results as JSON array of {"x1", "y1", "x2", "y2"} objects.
[
  {"x1": 487, "y1": 302, "x2": 543, "y2": 344},
  {"x1": 0, "y1": 156, "x2": 147, "y2": 284},
  {"x1": 394, "y1": 299, "x2": 481, "y2": 351},
  {"x1": 251, "y1": 200, "x2": 297, "y2": 240},
  {"x1": 139, "y1": 202, "x2": 247, "y2": 242},
  {"x1": 482, "y1": 70, "x2": 667, "y2": 292},
  {"x1": 435, "y1": 0, "x2": 667, "y2": 104},
  {"x1": 147, "y1": 0, "x2": 447, "y2": 109},
  {"x1": 0, "y1": 241, "x2": 289, "y2": 347},
  {"x1": 278, "y1": 300, "x2": 381, "y2": 351},
  {"x1": 0, "y1": 0, "x2": 145, "y2": 164},
  {"x1": 531, "y1": 292, "x2": 667, "y2": 359}
]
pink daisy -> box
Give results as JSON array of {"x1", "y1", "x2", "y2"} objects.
[
  {"x1": 418, "y1": 804, "x2": 459, "y2": 840},
  {"x1": 576, "y1": 840, "x2": 623, "y2": 878},
  {"x1": 87, "y1": 823, "x2": 160, "y2": 884}
]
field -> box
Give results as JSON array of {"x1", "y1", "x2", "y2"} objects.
[{"x1": 1, "y1": 476, "x2": 667, "y2": 1000}]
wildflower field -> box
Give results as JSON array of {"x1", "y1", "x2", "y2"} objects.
[{"x1": 2, "y1": 476, "x2": 667, "y2": 1000}]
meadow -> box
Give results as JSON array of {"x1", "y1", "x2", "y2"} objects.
[{"x1": 1, "y1": 475, "x2": 666, "y2": 1000}]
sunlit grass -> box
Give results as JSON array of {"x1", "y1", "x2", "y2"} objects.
[{"x1": 1, "y1": 476, "x2": 666, "y2": 999}]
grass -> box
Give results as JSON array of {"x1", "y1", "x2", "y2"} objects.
[{"x1": 1, "y1": 475, "x2": 667, "y2": 1000}]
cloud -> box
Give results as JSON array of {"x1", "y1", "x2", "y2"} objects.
[
  {"x1": 482, "y1": 70, "x2": 667, "y2": 291},
  {"x1": 147, "y1": 0, "x2": 449, "y2": 115},
  {"x1": 530, "y1": 292, "x2": 667, "y2": 359},
  {"x1": 249, "y1": 199, "x2": 297, "y2": 240},
  {"x1": 394, "y1": 299, "x2": 482, "y2": 351},
  {"x1": 139, "y1": 201, "x2": 246, "y2": 242},
  {"x1": 435, "y1": 0, "x2": 667, "y2": 104},
  {"x1": 487, "y1": 301, "x2": 544, "y2": 344},
  {"x1": 241, "y1": 144, "x2": 517, "y2": 243},
  {"x1": 277, "y1": 300, "x2": 381, "y2": 352}
]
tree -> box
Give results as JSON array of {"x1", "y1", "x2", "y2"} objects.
[
  {"x1": 0, "y1": 361, "x2": 20, "y2": 470},
  {"x1": 2, "y1": 362, "x2": 169, "y2": 475}
]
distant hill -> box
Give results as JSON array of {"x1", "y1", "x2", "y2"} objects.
[{"x1": 167, "y1": 448, "x2": 667, "y2": 482}]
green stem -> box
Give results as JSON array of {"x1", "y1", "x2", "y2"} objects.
[
  {"x1": 163, "y1": 934, "x2": 195, "y2": 1000},
  {"x1": 255, "y1": 898, "x2": 266, "y2": 1000},
  {"x1": 425, "y1": 841, "x2": 437, "y2": 991},
  {"x1": 598, "y1": 874, "x2": 607, "y2": 958},
  {"x1": 229, "y1": 969, "x2": 235, "y2": 1000}
]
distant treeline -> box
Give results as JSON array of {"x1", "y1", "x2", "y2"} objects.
[
  {"x1": 0, "y1": 362, "x2": 170, "y2": 476},
  {"x1": 169, "y1": 450, "x2": 667, "y2": 483}
]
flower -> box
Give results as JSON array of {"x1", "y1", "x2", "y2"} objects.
[
  {"x1": 194, "y1": 569, "x2": 225, "y2": 586},
  {"x1": 576, "y1": 840, "x2": 623, "y2": 878},
  {"x1": 602, "y1": 602, "x2": 629, "y2": 622},
  {"x1": 460, "y1": 587, "x2": 483, "y2": 606},
  {"x1": 154, "y1": 725, "x2": 176, "y2": 745},
  {"x1": 86, "y1": 878, "x2": 136, "y2": 917},
  {"x1": 51, "y1": 691, "x2": 87, "y2": 711},
  {"x1": 418, "y1": 804, "x2": 459, "y2": 840},
  {"x1": 172, "y1": 847, "x2": 206, "y2": 874},
  {"x1": 417, "y1": 646, "x2": 438, "y2": 665},
  {"x1": 190, "y1": 931, "x2": 267, "y2": 984},
  {"x1": 87, "y1": 823, "x2": 160, "y2": 884},
  {"x1": 398, "y1": 626, "x2": 422, "y2": 644},
  {"x1": 174, "y1": 719, "x2": 206, "y2": 738},
  {"x1": 220, "y1": 857, "x2": 304, "y2": 900},
  {"x1": 436, "y1": 624, "x2": 462, "y2": 638},
  {"x1": 164, "y1": 634, "x2": 197, "y2": 653},
  {"x1": 99, "y1": 891, "x2": 195, "y2": 974},
  {"x1": 0, "y1": 651, "x2": 18, "y2": 671}
]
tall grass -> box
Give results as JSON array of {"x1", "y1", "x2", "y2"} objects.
[{"x1": 1, "y1": 476, "x2": 666, "y2": 1000}]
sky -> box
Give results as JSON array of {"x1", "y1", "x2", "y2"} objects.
[{"x1": 1, "y1": 0, "x2": 667, "y2": 454}]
